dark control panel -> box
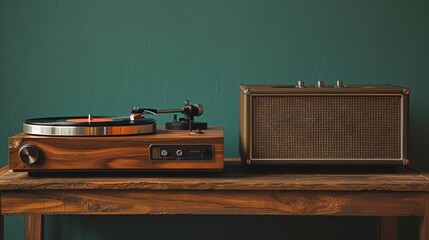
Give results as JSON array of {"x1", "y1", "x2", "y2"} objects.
[{"x1": 150, "y1": 145, "x2": 213, "y2": 161}]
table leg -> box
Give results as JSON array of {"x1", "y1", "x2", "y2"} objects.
[
  {"x1": 377, "y1": 217, "x2": 397, "y2": 240},
  {"x1": 420, "y1": 193, "x2": 429, "y2": 240},
  {"x1": 0, "y1": 215, "x2": 3, "y2": 240},
  {"x1": 24, "y1": 215, "x2": 44, "y2": 240}
]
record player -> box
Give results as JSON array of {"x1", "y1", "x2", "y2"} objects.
[{"x1": 9, "y1": 100, "x2": 224, "y2": 173}]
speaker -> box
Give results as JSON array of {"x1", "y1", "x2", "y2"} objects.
[{"x1": 239, "y1": 82, "x2": 409, "y2": 166}]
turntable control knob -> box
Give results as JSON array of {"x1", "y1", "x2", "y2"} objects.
[
  {"x1": 161, "y1": 150, "x2": 168, "y2": 157},
  {"x1": 202, "y1": 149, "x2": 213, "y2": 159},
  {"x1": 18, "y1": 144, "x2": 41, "y2": 165},
  {"x1": 176, "y1": 149, "x2": 183, "y2": 157}
]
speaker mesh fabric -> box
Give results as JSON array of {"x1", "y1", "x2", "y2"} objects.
[{"x1": 251, "y1": 96, "x2": 402, "y2": 159}]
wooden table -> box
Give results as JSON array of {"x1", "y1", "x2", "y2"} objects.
[{"x1": 1, "y1": 161, "x2": 429, "y2": 240}]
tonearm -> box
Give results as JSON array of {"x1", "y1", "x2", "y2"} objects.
[{"x1": 130, "y1": 100, "x2": 207, "y2": 131}]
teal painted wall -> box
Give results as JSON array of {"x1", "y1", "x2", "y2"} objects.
[{"x1": 0, "y1": 0, "x2": 428, "y2": 239}]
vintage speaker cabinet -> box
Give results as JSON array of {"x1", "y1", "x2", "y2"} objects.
[{"x1": 239, "y1": 82, "x2": 409, "y2": 166}]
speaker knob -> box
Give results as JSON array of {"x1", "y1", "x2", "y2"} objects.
[
  {"x1": 296, "y1": 81, "x2": 305, "y2": 88},
  {"x1": 18, "y1": 144, "x2": 41, "y2": 165},
  {"x1": 317, "y1": 81, "x2": 325, "y2": 88},
  {"x1": 336, "y1": 80, "x2": 344, "y2": 88}
]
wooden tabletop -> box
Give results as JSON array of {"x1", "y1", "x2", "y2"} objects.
[
  {"x1": 2, "y1": 161, "x2": 429, "y2": 240},
  {"x1": 1, "y1": 161, "x2": 428, "y2": 192}
]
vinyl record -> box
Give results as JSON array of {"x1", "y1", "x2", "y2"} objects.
[{"x1": 23, "y1": 116, "x2": 156, "y2": 136}]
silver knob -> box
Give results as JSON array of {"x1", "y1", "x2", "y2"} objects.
[
  {"x1": 336, "y1": 80, "x2": 344, "y2": 88},
  {"x1": 176, "y1": 149, "x2": 183, "y2": 157},
  {"x1": 317, "y1": 81, "x2": 325, "y2": 88},
  {"x1": 18, "y1": 144, "x2": 41, "y2": 165},
  {"x1": 296, "y1": 81, "x2": 305, "y2": 88},
  {"x1": 161, "y1": 150, "x2": 168, "y2": 157}
]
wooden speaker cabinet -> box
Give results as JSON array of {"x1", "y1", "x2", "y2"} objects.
[{"x1": 239, "y1": 82, "x2": 409, "y2": 166}]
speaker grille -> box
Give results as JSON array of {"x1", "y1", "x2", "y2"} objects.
[{"x1": 251, "y1": 96, "x2": 402, "y2": 159}]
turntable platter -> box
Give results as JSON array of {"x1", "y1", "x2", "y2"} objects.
[{"x1": 23, "y1": 116, "x2": 156, "y2": 136}]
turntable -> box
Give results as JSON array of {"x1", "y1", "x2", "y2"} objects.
[{"x1": 8, "y1": 100, "x2": 224, "y2": 173}]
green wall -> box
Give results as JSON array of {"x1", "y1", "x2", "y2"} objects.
[{"x1": 1, "y1": 0, "x2": 428, "y2": 239}]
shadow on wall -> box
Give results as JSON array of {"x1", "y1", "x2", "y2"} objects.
[{"x1": 409, "y1": 102, "x2": 429, "y2": 171}]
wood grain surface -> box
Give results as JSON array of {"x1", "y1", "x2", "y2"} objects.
[
  {"x1": 420, "y1": 194, "x2": 429, "y2": 240},
  {"x1": 24, "y1": 215, "x2": 43, "y2": 240},
  {"x1": 0, "y1": 162, "x2": 428, "y2": 192},
  {"x1": 9, "y1": 127, "x2": 224, "y2": 171},
  {"x1": 1, "y1": 162, "x2": 429, "y2": 239},
  {"x1": 1, "y1": 190, "x2": 426, "y2": 216},
  {"x1": 0, "y1": 161, "x2": 429, "y2": 217}
]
